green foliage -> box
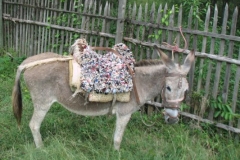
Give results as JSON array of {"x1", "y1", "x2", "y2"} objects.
[
  {"x1": 182, "y1": 0, "x2": 210, "y2": 24},
  {"x1": 148, "y1": 5, "x2": 178, "y2": 40},
  {"x1": 210, "y1": 96, "x2": 234, "y2": 120}
]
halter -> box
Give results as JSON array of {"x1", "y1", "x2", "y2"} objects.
[{"x1": 161, "y1": 73, "x2": 187, "y2": 120}]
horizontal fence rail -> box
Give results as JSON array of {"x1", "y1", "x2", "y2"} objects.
[{"x1": 1, "y1": 0, "x2": 240, "y2": 133}]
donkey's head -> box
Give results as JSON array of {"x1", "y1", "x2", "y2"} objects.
[{"x1": 154, "y1": 46, "x2": 195, "y2": 124}]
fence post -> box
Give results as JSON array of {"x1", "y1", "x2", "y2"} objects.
[
  {"x1": 0, "y1": 0, "x2": 3, "y2": 49},
  {"x1": 115, "y1": 0, "x2": 126, "y2": 43}
]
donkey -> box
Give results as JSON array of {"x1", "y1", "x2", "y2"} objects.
[{"x1": 12, "y1": 47, "x2": 195, "y2": 150}]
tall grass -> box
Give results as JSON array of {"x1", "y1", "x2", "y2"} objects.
[{"x1": 0, "y1": 55, "x2": 240, "y2": 160}]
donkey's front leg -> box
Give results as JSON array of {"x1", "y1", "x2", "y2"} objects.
[{"x1": 114, "y1": 113, "x2": 131, "y2": 150}]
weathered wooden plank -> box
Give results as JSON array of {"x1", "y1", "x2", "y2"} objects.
[
  {"x1": 145, "y1": 3, "x2": 156, "y2": 114},
  {"x1": 2, "y1": 1, "x2": 116, "y2": 21},
  {"x1": 130, "y1": 2, "x2": 137, "y2": 39},
  {"x1": 166, "y1": 5, "x2": 174, "y2": 58},
  {"x1": 67, "y1": 0, "x2": 78, "y2": 50},
  {"x1": 105, "y1": 2, "x2": 111, "y2": 47},
  {"x1": 47, "y1": 0, "x2": 53, "y2": 52},
  {"x1": 201, "y1": 5, "x2": 218, "y2": 119},
  {"x1": 134, "y1": 4, "x2": 142, "y2": 60},
  {"x1": 208, "y1": 4, "x2": 228, "y2": 120},
  {"x1": 8, "y1": 0, "x2": 12, "y2": 50},
  {"x1": 127, "y1": 2, "x2": 137, "y2": 50},
  {"x1": 0, "y1": 0, "x2": 3, "y2": 49},
  {"x1": 126, "y1": 0, "x2": 132, "y2": 45},
  {"x1": 85, "y1": 0, "x2": 93, "y2": 40},
  {"x1": 58, "y1": 0, "x2": 68, "y2": 55},
  {"x1": 139, "y1": 3, "x2": 148, "y2": 60},
  {"x1": 2, "y1": 0, "x2": 7, "y2": 48},
  {"x1": 96, "y1": 3, "x2": 102, "y2": 49},
  {"x1": 2, "y1": 1, "x2": 5, "y2": 46},
  {"x1": 80, "y1": 0, "x2": 89, "y2": 39},
  {"x1": 154, "y1": 4, "x2": 163, "y2": 102},
  {"x1": 192, "y1": 7, "x2": 199, "y2": 51},
  {"x1": 54, "y1": 0, "x2": 61, "y2": 54},
  {"x1": 230, "y1": 49, "x2": 240, "y2": 127},
  {"x1": 37, "y1": 0, "x2": 43, "y2": 54},
  {"x1": 123, "y1": 37, "x2": 240, "y2": 65},
  {"x1": 11, "y1": 0, "x2": 19, "y2": 51},
  {"x1": 1, "y1": 15, "x2": 116, "y2": 39},
  {"x1": 14, "y1": 0, "x2": 19, "y2": 53},
  {"x1": 16, "y1": 0, "x2": 23, "y2": 56},
  {"x1": 28, "y1": 1, "x2": 37, "y2": 56},
  {"x1": 145, "y1": 101, "x2": 240, "y2": 133},
  {"x1": 123, "y1": 18, "x2": 240, "y2": 42},
  {"x1": 28, "y1": 0, "x2": 33, "y2": 55},
  {"x1": 49, "y1": 1, "x2": 58, "y2": 52},
  {"x1": 115, "y1": 0, "x2": 126, "y2": 43},
  {"x1": 99, "y1": 2, "x2": 108, "y2": 52},
  {"x1": 44, "y1": 0, "x2": 51, "y2": 51},
  {"x1": 33, "y1": 0, "x2": 39, "y2": 55},
  {"x1": 151, "y1": 4, "x2": 162, "y2": 59},
  {"x1": 185, "y1": 6, "x2": 193, "y2": 49},
  {"x1": 43, "y1": 0, "x2": 48, "y2": 52},
  {"x1": 26, "y1": 0, "x2": 30, "y2": 55},
  {"x1": 188, "y1": 7, "x2": 199, "y2": 111},
  {"x1": 174, "y1": 4, "x2": 182, "y2": 62},
  {"x1": 146, "y1": 2, "x2": 155, "y2": 59},
  {"x1": 197, "y1": 6, "x2": 210, "y2": 92},
  {"x1": 161, "y1": 3, "x2": 168, "y2": 43},
  {"x1": 5, "y1": 0, "x2": 9, "y2": 49},
  {"x1": 8, "y1": 0, "x2": 12, "y2": 49},
  {"x1": 27, "y1": 0, "x2": 32, "y2": 56},
  {"x1": 222, "y1": 7, "x2": 238, "y2": 103},
  {"x1": 90, "y1": 0, "x2": 97, "y2": 46}
]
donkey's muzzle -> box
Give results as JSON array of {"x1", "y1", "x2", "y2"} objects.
[
  {"x1": 163, "y1": 108, "x2": 179, "y2": 124},
  {"x1": 165, "y1": 115, "x2": 179, "y2": 124}
]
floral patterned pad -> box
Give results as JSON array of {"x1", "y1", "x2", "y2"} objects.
[{"x1": 76, "y1": 43, "x2": 135, "y2": 94}]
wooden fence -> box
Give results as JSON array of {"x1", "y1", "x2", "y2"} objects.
[{"x1": 1, "y1": 0, "x2": 240, "y2": 133}]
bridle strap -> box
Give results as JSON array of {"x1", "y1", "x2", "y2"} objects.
[
  {"x1": 165, "y1": 72, "x2": 186, "y2": 77},
  {"x1": 91, "y1": 47, "x2": 141, "y2": 105},
  {"x1": 161, "y1": 73, "x2": 187, "y2": 109}
]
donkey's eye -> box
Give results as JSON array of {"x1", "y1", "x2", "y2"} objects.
[{"x1": 166, "y1": 86, "x2": 171, "y2": 91}]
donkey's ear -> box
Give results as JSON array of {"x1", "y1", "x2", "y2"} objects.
[
  {"x1": 154, "y1": 45, "x2": 175, "y2": 70},
  {"x1": 181, "y1": 49, "x2": 195, "y2": 73}
]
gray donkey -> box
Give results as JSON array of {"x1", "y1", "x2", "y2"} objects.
[{"x1": 12, "y1": 47, "x2": 195, "y2": 150}]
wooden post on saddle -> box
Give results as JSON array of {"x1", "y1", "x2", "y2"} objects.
[
  {"x1": 115, "y1": 0, "x2": 126, "y2": 43},
  {"x1": 0, "y1": 0, "x2": 3, "y2": 49}
]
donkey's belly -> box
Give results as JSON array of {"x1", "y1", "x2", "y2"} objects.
[
  {"x1": 60, "y1": 103, "x2": 111, "y2": 116},
  {"x1": 57, "y1": 94, "x2": 113, "y2": 116}
]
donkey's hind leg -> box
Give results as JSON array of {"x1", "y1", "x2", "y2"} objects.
[
  {"x1": 114, "y1": 113, "x2": 131, "y2": 150},
  {"x1": 29, "y1": 103, "x2": 52, "y2": 148}
]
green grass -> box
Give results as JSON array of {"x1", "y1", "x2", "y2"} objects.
[{"x1": 1, "y1": 56, "x2": 240, "y2": 160}]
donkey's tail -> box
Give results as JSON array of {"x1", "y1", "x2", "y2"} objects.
[{"x1": 12, "y1": 66, "x2": 24, "y2": 126}]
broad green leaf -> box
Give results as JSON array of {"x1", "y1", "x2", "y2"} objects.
[
  {"x1": 226, "y1": 105, "x2": 233, "y2": 113},
  {"x1": 224, "y1": 113, "x2": 228, "y2": 120},
  {"x1": 221, "y1": 112, "x2": 225, "y2": 118},
  {"x1": 214, "y1": 111, "x2": 221, "y2": 118}
]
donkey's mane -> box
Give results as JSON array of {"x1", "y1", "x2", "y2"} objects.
[{"x1": 135, "y1": 59, "x2": 163, "y2": 67}]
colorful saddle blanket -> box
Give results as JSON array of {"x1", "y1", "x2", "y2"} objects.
[{"x1": 76, "y1": 43, "x2": 135, "y2": 94}]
